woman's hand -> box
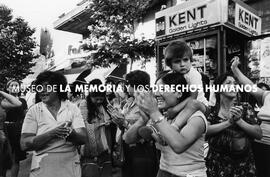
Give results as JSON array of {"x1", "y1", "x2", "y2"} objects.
[
  {"x1": 135, "y1": 91, "x2": 159, "y2": 116},
  {"x1": 107, "y1": 105, "x2": 124, "y2": 119},
  {"x1": 231, "y1": 56, "x2": 240, "y2": 70},
  {"x1": 49, "y1": 122, "x2": 72, "y2": 139},
  {"x1": 230, "y1": 106, "x2": 243, "y2": 123},
  {"x1": 139, "y1": 109, "x2": 150, "y2": 123}
]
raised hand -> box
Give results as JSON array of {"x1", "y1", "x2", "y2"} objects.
[
  {"x1": 231, "y1": 56, "x2": 241, "y2": 70},
  {"x1": 135, "y1": 91, "x2": 159, "y2": 116}
]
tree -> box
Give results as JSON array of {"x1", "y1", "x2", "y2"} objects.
[
  {"x1": 0, "y1": 5, "x2": 38, "y2": 89},
  {"x1": 82, "y1": 0, "x2": 155, "y2": 68}
]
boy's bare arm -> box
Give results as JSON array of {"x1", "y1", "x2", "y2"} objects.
[
  {"x1": 172, "y1": 100, "x2": 205, "y2": 129},
  {"x1": 166, "y1": 97, "x2": 193, "y2": 119},
  {"x1": 190, "y1": 90, "x2": 198, "y2": 99}
]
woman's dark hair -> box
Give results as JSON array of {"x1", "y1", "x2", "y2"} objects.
[
  {"x1": 86, "y1": 79, "x2": 107, "y2": 123},
  {"x1": 257, "y1": 82, "x2": 270, "y2": 91},
  {"x1": 157, "y1": 72, "x2": 190, "y2": 103},
  {"x1": 116, "y1": 80, "x2": 128, "y2": 93},
  {"x1": 35, "y1": 93, "x2": 41, "y2": 104},
  {"x1": 125, "y1": 70, "x2": 150, "y2": 88},
  {"x1": 213, "y1": 73, "x2": 236, "y2": 112},
  {"x1": 70, "y1": 81, "x2": 84, "y2": 97},
  {"x1": 35, "y1": 71, "x2": 68, "y2": 101}
]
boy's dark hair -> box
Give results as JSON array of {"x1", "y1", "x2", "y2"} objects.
[
  {"x1": 125, "y1": 70, "x2": 150, "y2": 87},
  {"x1": 165, "y1": 40, "x2": 193, "y2": 67},
  {"x1": 158, "y1": 72, "x2": 190, "y2": 103},
  {"x1": 35, "y1": 71, "x2": 68, "y2": 101}
]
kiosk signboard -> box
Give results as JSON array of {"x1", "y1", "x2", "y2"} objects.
[
  {"x1": 155, "y1": 0, "x2": 262, "y2": 38},
  {"x1": 155, "y1": 0, "x2": 222, "y2": 38},
  {"x1": 234, "y1": 2, "x2": 261, "y2": 36}
]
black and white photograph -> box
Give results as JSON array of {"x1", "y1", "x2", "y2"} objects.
[{"x1": 1, "y1": 0, "x2": 270, "y2": 177}]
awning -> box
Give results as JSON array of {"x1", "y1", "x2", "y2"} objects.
[
  {"x1": 85, "y1": 64, "x2": 118, "y2": 84},
  {"x1": 64, "y1": 73, "x2": 81, "y2": 84}
]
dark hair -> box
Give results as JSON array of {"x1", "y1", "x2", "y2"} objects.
[
  {"x1": 157, "y1": 72, "x2": 190, "y2": 103},
  {"x1": 5, "y1": 79, "x2": 22, "y2": 96},
  {"x1": 6, "y1": 79, "x2": 20, "y2": 88},
  {"x1": 156, "y1": 70, "x2": 171, "y2": 82},
  {"x1": 125, "y1": 70, "x2": 150, "y2": 87},
  {"x1": 86, "y1": 79, "x2": 107, "y2": 123},
  {"x1": 70, "y1": 81, "x2": 84, "y2": 97},
  {"x1": 116, "y1": 80, "x2": 128, "y2": 93},
  {"x1": 35, "y1": 93, "x2": 41, "y2": 104},
  {"x1": 213, "y1": 73, "x2": 237, "y2": 111},
  {"x1": 257, "y1": 82, "x2": 270, "y2": 91},
  {"x1": 165, "y1": 40, "x2": 193, "y2": 67},
  {"x1": 35, "y1": 71, "x2": 68, "y2": 101}
]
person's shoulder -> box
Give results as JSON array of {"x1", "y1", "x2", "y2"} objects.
[
  {"x1": 191, "y1": 111, "x2": 205, "y2": 119},
  {"x1": 188, "y1": 111, "x2": 207, "y2": 132},
  {"x1": 64, "y1": 100, "x2": 80, "y2": 109},
  {"x1": 27, "y1": 102, "x2": 42, "y2": 114}
]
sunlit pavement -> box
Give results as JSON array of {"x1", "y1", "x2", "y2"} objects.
[{"x1": 6, "y1": 153, "x2": 122, "y2": 177}]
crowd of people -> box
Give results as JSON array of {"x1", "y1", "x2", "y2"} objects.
[{"x1": 0, "y1": 40, "x2": 270, "y2": 177}]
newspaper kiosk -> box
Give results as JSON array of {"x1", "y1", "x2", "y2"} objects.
[{"x1": 155, "y1": 0, "x2": 262, "y2": 83}]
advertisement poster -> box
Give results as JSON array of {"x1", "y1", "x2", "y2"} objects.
[{"x1": 260, "y1": 37, "x2": 270, "y2": 77}]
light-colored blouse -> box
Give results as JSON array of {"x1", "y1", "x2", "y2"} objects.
[{"x1": 22, "y1": 100, "x2": 85, "y2": 154}]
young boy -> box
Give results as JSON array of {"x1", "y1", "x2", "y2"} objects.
[{"x1": 139, "y1": 40, "x2": 209, "y2": 143}]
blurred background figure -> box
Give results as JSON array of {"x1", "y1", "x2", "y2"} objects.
[
  {"x1": 4, "y1": 80, "x2": 27, "y2": 177},
  {"x1": 0, "y1": 91, "x2": 22, "y2": 177},
  {"x1": 79, "y1": 79, "x2": 115, "y2": 177},
  {"x1": 69, "y1": 81, "x2": 85, "y2": 107},
  {"x1": 109, "y1": 70, "x2": 159, "y2": 177},
  {"x1": 232, "y1": 57, "x2": 270, "y2": 177}
]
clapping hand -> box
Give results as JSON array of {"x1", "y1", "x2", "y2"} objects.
[
  {"x1": 135, "y1": 91, "x2": 159, "y2": 116},
  {"x1": 107, "y1": 104, "x2": 126, "y2": 128},
  {"x1": 50, "y1": 122, "x2": 72, "y2": 139},
  {"x1": 230, "y1": 105, "x2": 243, "y2": 123}
]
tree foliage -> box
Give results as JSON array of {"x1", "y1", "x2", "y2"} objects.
[
  {"x1": 82, "y1": 0, "x2": 155, "y2": 68},
  {"x1": 0, "y1": 5, "x2": 38, "y2": 89}
]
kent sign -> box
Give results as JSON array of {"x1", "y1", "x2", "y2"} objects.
[
  {"x1": 235, "y1": 3, "x2": 261, "y2": 36},
  {"x1": 155, "y1": 0, "x2": 221, "y2": 37},
  {"x1": 155, "y1": 0, "x2": 261, "y2": 38}
]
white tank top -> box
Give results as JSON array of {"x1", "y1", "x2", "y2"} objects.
[{"x1": 159, "y1": 111, "x2": 207, "y2": 176}]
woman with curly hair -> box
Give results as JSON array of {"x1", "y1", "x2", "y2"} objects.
[
  {"x1": 21, "y1": 71, "x2": 86, "y2": 177},
  {"x1": 206, "y1": 73, "x2": 262, "y2": 177}
]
